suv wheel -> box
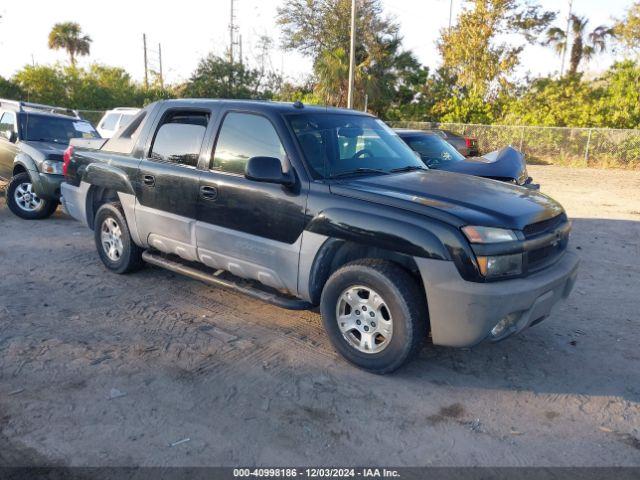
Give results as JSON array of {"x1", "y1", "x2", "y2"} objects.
[
  {"x1": 320, "y1": 259, "x2": 427, "y2": 374},
  {"x1": 7, "y1": 172, "x2": 58, "y2": 220},
  {"x1": 94, "y1": 202, "x2": 143, "y2": 274}
]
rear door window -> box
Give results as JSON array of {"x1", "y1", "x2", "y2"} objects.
[{"x1": 149, "y1": 111, "x2": 210, "y2": 168}]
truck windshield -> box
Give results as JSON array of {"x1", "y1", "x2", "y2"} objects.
[
  {"x1": 19, "y1": 114, "x2": 100, "y2": 144},
  {"x1": 287, "y1": 113, "x2": 424, "y2": 179},
  {"x1": 405, "y1": 134, "x2": 465, "y2": 167}
]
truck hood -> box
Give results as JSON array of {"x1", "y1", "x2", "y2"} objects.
[
  {"x1": 19, "y1": 141, "x2": 68, "y2": 160},
  {"x1": 330, "y1": 169, "x2": 564, "y2": 230}
]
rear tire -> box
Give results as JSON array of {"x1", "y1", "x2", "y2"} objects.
[
  {"x1": 94, "y1": 202, "x2": 144, "y2": 274},
  {"x1": 7, "y1": 172, "x2": 58, "y2": 220},
  {"x1": 320, "y1": 259, "x2": 427, "y2": 374}
]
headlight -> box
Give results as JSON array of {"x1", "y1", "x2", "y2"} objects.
[
  {"x1": 476, "y1": 253, "x2": 523, "y2": 278},
  {"x1": 462, "y1": 226, "x2": 518, "y2": 243},
  {"x1": 42, "y1": 160, "x2": 63, "y2": 174}
]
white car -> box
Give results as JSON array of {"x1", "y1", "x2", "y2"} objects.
[{"x1": 96, "y1": 108, "x2": 141, "y2": 138}]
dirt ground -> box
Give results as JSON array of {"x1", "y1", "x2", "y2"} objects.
[{"x1": 0, "y1": 165, "x2": 639, "y2": 467}]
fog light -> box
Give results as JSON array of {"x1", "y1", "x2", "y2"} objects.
[{"x1": 491, "y1": 313, "x2": 520, "y2": 338}]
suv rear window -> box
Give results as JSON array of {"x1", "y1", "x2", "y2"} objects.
[
  {"x1": 149, "y1": 111, "x2": 209, "y2": 167},
  {"x1": 100, "y1": 113, "x2": 120, "y2": 131}
]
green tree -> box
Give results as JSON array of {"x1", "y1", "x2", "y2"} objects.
[
  {"x1": 180, "y1": 54, "x2": 278, "y2": 99},
  {"x1": 48, "y1": 22, "x2": 92, "y2": 67},
  {"x1": 614, "y1": 2, "x2": 640, "y2": 53},
  {"x1": 500, "y1": 75, "x2": 601, "y2": 127},
  {"x1": 438, "y1": 0, "x2": 555, "y2": 99},
  {"x1": 594, "y1": 60, "x2": 640, "y2": 129},
  {"x1": 277, "y1": 0, "x2": 421, "y2": 113},
  {"x1": 545, "y1": 15, "x2": 615, "y2": 76},
  {"x1": 13, "y1": 65, "x2": 67, "y2": 105},
  {"x1": 0, "y1": 75, "x2": 23, "y2": 100}
]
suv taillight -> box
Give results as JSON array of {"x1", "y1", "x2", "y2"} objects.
[{"x1": 63, "y1": 146, "x2": 74, "y2": 176}]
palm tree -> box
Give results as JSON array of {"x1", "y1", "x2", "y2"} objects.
[
  {"x1": 48, "y1": 22, "x2": 92, "y2": 67},
  {"x1": 545, "y1": 15, "x2": 615, "y2": 76}
]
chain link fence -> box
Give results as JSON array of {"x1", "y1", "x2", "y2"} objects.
[{"x1": 389, "y1": 121, "x2": 640, "y2": 169}]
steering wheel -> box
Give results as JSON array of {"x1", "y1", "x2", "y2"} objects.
[{"x1": 352, "y1": 149, "x2": 374, "y2": 159}]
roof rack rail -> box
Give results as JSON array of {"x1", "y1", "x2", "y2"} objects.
[
  {"x1": 111, "y1": 107, "x2": 140, "y2": 111},
  {"x1": 0, "y1": 98, "x2": 81, "y2": 118}
]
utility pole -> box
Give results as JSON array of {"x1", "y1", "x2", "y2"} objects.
[
  {"x1": 143, "y1": 33, "x2": 149, "y2": 89},
  {"x1": 239, "y1": 35, "x2": 243, "y2": 66},
  {"x1": 229, "y1": 0, "x2": 236, "y2": 63},
  {"x1": 448, "y1": 0, "x2": 454, "y2": 30},
  {"x1": 158, "y1": 43, "x2": 164, "y2": 89},
  {"x1": 347, "y1": 0, "x2": 357, "y2": 109},
  {"x1": 559, "y1": 0, "x2": 573, "y2": 77}
]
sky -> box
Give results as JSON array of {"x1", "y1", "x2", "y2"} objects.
[{"x1": 0, "y1": 0, "x2": 634, "y2": 86}]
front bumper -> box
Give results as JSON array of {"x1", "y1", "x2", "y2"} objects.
[{"x1": 415, "y1": 251, "x2": 579, "y2": 347}]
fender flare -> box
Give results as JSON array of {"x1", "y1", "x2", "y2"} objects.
[
  {"x1": 82, "y1": 163, "x2": 136, "y2": 196},
  {"x1": 12, "y1": 153, "x2": 45, "y2": 192},
  {"x1": 305, "y1": 208, "x2": 453, "y2": 261}
]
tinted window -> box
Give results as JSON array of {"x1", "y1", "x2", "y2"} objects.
[
  {"x1": 101, "y1": 113, "x2": 120, "y2": 130},
  {"x1": 19, "y1": 114, "x2": 99, "y2": 144},
  {"x1": 149, "y1": 111, "x2": 209, "y2": 167},
  {"x1": 0, "y1": 112, "x2": 16, "y2": 133},
  {"x1": 212, "y1": 113, "x2": 286, "y2": 175},
  {"x1": 288, "y1": 114, "x2": 422, "y2": 178},
  {"x1": 406, "y1": 134, "x2": 465, "y2": 166}
]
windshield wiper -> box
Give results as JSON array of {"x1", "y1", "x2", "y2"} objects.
[
  {"x1": 389, "y1": 165, "x2": 427, "y2": 173},
  {"x1": 329, "y1": 168, "x2": 389, "y2": 179}
]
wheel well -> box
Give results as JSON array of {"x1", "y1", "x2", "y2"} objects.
[
  {"x1": 87, "y1": 186, "x2": 119, "y2": 229},
  {"x1": 308, "y1": 240, "x2": 425, "y2": 306},
  {"x1": 12, "y1": 164, "x2": 27, "y2": 176}
]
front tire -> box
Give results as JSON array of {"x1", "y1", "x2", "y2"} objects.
[
  {"x1": 94, "y1": 202, "x2": 144, "y2": 274},
  {"x1": 320, "y1": 259, "x2": 427, "y2": 374},
  {"x1": 7, "y1": 172, "x2": 58, "y2": 220}
]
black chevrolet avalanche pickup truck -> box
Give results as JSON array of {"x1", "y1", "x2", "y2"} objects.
[{"x1": 61, "y1": 99, "x2": 579, "y2": 373}]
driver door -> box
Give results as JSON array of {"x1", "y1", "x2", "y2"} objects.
[
  {"x1": 195, "y1": 110, "x2": 308, "y2": 294},
  {"x1": 0, "y1": 111, "x2": 18, "y2": 181}
]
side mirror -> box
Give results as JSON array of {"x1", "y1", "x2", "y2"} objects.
[
  {"x1": 245, "y1": 156, "x2": 294, "y2": 186},
  {"x1": 2, "y1": 130, "x2": 17, "y2": 143}
]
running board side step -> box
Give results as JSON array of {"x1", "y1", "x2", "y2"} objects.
[{"x1": 141, "y1": 251, "x2": 312, "y2": 310}]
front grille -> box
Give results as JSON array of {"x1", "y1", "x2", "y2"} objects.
[
  {"x1": 524, "y1": 213, "x2": 570, "y2": 273},
  {"x1": 523, "y1": 213, "x2": 567, "y2": 238}
]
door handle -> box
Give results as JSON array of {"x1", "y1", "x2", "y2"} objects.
[
  {"x1": 143, "y1": 174, "x2": 155, "y2": 187},
  {"x1": 200, "y1": 185, "x2": 218, "y2": 201}
]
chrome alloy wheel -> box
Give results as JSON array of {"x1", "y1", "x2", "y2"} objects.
[
  {"x1": 14, "y1": 182, "x2": 43, "y2": 212},
  {"x1": 100, "y1": 217, "x2": 124, "y2": 262},
  {"x1": 336, "y1": 286, "x2": 393, "y2": 354}
]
